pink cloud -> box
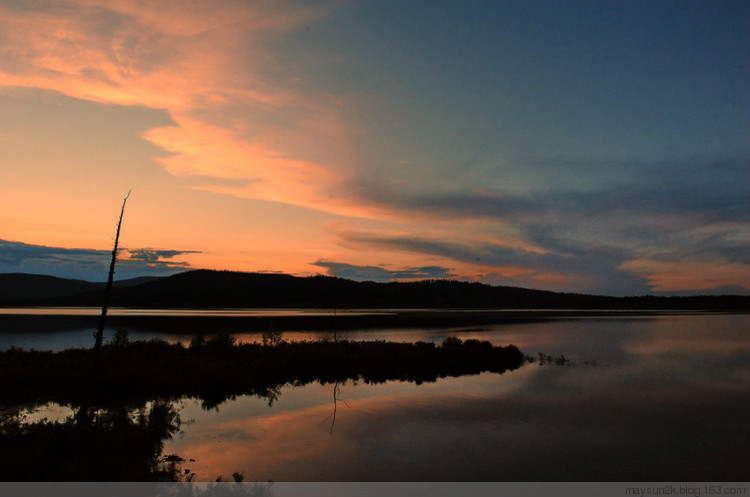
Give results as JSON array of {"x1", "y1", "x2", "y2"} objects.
[{"x1": 0, "y1": 0, "x2": 370, "y2": 215}]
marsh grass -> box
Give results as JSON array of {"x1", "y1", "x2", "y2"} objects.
[{"x1": 0, "y1": 336, "x2": 525, "y2": 407}]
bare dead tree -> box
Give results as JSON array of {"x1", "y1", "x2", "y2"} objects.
[{"x1": 94, "y1": 190, "x2": 131, "y2": 352}]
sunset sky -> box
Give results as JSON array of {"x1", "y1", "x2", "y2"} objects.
[{"x1": 1, "y1": 0, "x2": 748, "y2": 295}]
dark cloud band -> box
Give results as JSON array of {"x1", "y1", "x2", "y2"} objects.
[{"x1": 0, "y1": 239, "x2": 198, "y2": 281}]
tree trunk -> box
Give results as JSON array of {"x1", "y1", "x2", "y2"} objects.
[{"x1": 94, "y1": 191, "x2": 130, "y2": 352}]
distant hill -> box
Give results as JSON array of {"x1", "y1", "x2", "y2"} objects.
[
  {"x1": 1, "y1": 270, "x2": 748, "y2": 310},
  {"x1": 0, "y1": 273, "x2": 97, "y2": 304},
  {"x1": 110, "y1": 276, "x2": 162, "y2": 288},
  {"x1": 0, "y1": 273, "x2": 161, "y2": 306}
]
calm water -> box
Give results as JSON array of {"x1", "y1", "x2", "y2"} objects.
[{"x1": 4, "y1": 312, "x2": 750, "y2": 481}]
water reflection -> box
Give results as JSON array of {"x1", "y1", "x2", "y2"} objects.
[
  {"x1": 1, "y1": 314, "x2": 748, "y2": 481},
  {"x1": 0, "y1": 307, "x2": 392, "y2": 317},
  {"x1": 1, "y1": 309, "x2": 708, "y2": 352},
  {"x1": 0, "y1": 337, "x2": 524, "y2": 481},
  {"x1": 161, "y1": 315, "x2": 749, "y2": 481},
  {"x1": 0, "y1": 402, "x2": 183, "y2": 481}
]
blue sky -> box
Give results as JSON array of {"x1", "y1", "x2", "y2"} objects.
[{"x1": 0, "y1": 0, "x2": 748, "y2": 295}]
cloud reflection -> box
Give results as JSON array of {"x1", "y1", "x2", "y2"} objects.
[{"x1": 164, "y1": 315, "x2": 750, "y2": 481}]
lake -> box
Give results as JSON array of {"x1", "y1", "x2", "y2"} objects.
[{"x1": 2, "y1": 311, "x2": 748, "y2": 481}]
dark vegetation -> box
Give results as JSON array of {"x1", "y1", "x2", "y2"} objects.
[
  {"x1": 0, "y1": 402, "x2": 182, "y2": 481},
  {"x1": 0, "y1": 335, "x2": 523, "y2": 481},
  {"x1": 1, "y1": 335, "x2": 524, "y2": 407},
  {"x1": 2, "y1": 270, "x2": 749, "y2": 309}
]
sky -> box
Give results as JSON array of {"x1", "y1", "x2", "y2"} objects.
[{"x1": 0, "y1": 0, "x2": 748, "y2": 295}]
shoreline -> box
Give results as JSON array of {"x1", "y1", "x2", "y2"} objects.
[{"x1": 1, "y1": 308, "x2": 746, "y2": 335}]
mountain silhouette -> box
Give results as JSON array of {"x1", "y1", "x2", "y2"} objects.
[
  {"x1": 0, "y1": 273, "x2": 160, "y2": 305},
  {"x1": 1, "y1": 270, "x2": 748, "y2": 310}
]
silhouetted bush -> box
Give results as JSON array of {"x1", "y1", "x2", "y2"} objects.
[
  {"x1": 441, "y1": 336, "x2": 463, "y2": 348},
  {"x1": 109, "y1": 328, "x2": 130, "y2": 347}
]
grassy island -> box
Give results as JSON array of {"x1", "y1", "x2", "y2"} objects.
[{"x1": 1, "y1": 335, "x2": 524, "y2": 407}]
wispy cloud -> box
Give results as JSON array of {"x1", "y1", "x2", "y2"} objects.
[
  {"x1": 311, "y1": 260, "x2": 455, "y2": 282},
  {"x1": 0, "y1": 0, "x2": 364, "y2": 215},
  {"x1": 326, "y1": 226, "x2": 649, "y2": 294},
  {"x1": 332, "y1": 155, "x2": 750, "y2": 294},
  {"x1": 351, "y1": 156, "x2": 750, "y2": 224}
]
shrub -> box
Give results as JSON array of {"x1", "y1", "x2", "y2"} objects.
[
  {"x1": 441, "y1": 336, "x2": 463, "y2": 348},
  {"x1": 109, "y1": 328, "x2": 130, "y2": 348}
]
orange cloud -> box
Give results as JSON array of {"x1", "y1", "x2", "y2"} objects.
[
  {"x1": 620, "y1": 259, "x2": 750, "y2": 292},
  {"x1": 0, "y1": 0, "x2": 370, "y2": 216},
  {"x1": 143, "y1": 118, "x2": 342, "y2": 204}
]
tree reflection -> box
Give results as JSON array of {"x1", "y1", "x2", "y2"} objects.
[
  {"x1": 328, "y1": 381, "x2": 341, "y2": 435},
  {"x1": 0, "y1": 401, "x2": 184, "y2": 481}
]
